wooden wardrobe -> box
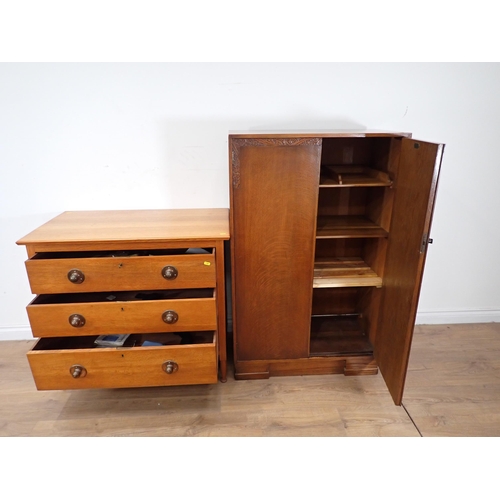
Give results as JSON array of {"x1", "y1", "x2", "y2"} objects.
[{"x1": 228, "y1": 131, "x2": 444, "y2": 405}]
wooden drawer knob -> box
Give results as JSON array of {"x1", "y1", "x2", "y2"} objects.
[
  {"x1": 162, "y1": 360, "x2": 178, "y2": 374},
  {"x1": 69, "y1": 314, "x2": 86, "y2": 328},
  {"x1": 67, "y1": 269, "x2": 85, "y2": 284},
  {"x1": 162, "y1": 310, "x2": 179, "y2": 324},
  {"x1": 69, "y1": 365, "x2": 87, "y2": 378},
  {"x1": 161, "y1": 265, "x2": 178, "y2": 280}
]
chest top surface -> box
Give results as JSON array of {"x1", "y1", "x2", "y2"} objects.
[{"x1": 16, "y1": 209, "x2": 230, "y2": 247}]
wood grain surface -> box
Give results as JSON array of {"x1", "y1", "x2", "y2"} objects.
[
  {"x1": 27, "y1": 295, "x2": 217, "y2": 337},
  {"x1": 230, "y1": 139, "x2": 321, "y2": 361},
  {"x1": 27, "y1": 333, "x2": 217, "y2": 390},
  {"x1": 315, "y1": 215, "x2": 388, "y2": 238},
  {"x1": 16, "y1": 209, "x2": 230, "y2": 248},
  {"x1": 25, "y1": 253, "x2": 216, "y2": 293},
  {"x1": 374, "y1": 139, "x2": 444, "y2": 404},
  {"x1": 229, "y1": 131, "x2": 412, "y2": 139},
  {"x1": 313, "y1": 257, "x2": 382, "y2": 288}
]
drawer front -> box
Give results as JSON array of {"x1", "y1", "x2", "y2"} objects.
[
  {"x1": 25, "y1": 253, "x2": 216, "y2": 294},
  {"x1": 27, "y1": 334, "x2": 217, "y2": 390},
  {"x1": 27, "y1": 297, "x2": 217, "y2": 337}
]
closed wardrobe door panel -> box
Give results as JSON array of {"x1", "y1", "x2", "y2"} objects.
[{"x1": 230, "y1": 138, "x2": 322, "y2": 360}]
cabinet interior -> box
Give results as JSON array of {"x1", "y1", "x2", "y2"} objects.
[{"x1": 311, "y1": 137, "x2": 396, "y2": 357}]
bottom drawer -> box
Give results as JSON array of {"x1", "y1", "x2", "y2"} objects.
[{"x1": 27, "y1": 332, "x2": 217, "y2": 390}]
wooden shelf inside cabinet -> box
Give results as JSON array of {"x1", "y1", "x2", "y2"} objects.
[
  {"x1": 319, "y1": 166, "x2": 393, "y2": 188},
  {"x1": 315, "y1": 216, "x2": 388, "y2": 239},
  {"x1": 313, "y1": 257, "x2": 382, "y2": 288},
  {"x1": 310, "y1": 314, "x2": 373, "y2": 356}
]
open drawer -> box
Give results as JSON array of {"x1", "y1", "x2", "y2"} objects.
[
  {"x1": 27, "y1": 332, "x2": 217, "y2": 390},
  {"x1": 27, "y1": 289, "x2": 217, "y2": 337},
  {"x1": 25, "y1": 248, "x2": 216, "y2": 294}
]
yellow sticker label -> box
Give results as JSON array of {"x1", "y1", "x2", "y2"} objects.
[{"x1": 204, "y1": 261, "x2": 211, "y2": 266}]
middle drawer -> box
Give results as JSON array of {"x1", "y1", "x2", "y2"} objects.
[{"x1": 27, "y1": 289, "x2": 217, "y2": 337}]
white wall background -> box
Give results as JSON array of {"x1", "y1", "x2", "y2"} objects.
[{"x1": 1, "y1": 62, "x2": 499, "y2": 340}]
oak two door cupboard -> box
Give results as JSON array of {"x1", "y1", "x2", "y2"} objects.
[{"x1": 229, "y1": 131, "x2": 444, "y2": 405}]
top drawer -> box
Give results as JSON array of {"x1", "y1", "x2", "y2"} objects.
[{"x1": 25, "y1": 249, "x2": 216, "y2": 294}]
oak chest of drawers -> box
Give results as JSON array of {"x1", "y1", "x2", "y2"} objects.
[{"x1": 17, "y1": 209, "x2": 229, "y2": 391}]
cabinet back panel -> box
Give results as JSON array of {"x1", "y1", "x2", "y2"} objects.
[
  {"x1": 231, "y1": 141, "x2": 321, "y2": 360},
  {"x1": 314, "y1": 239, "x2": 363, "y2": 258},
  {"x1": 312, "y1": 288, "x2": 359, "y2": 315},
  {"x1": 321, "y1": 138, "x2": 392, "y2": 171},
  {"x1": 317, "y1": 187, "x2": 368, "y2": 216}
]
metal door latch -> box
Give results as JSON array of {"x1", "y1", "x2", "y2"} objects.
[{"x1": 420, "y1": 234, "x2": 434, "y2": 253}]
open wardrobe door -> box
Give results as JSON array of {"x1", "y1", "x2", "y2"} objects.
[{"x1": 374, "y1": 137, "x2": 444, "y2": 405}]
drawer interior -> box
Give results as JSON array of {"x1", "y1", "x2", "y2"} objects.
[
  {"x1": 32, "y1": 331, "x2": 215, "y2": 351},
  {"x1": 30, "y1": 247, "x2": 214, "y2": 260},
  {"x1": 31, "y1": 288, "x2": 215, "y2": 305}
]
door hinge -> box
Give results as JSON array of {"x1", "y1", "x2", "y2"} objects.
[{"x1": 420, "y1": 233, "x2": 434, "y2": 253}]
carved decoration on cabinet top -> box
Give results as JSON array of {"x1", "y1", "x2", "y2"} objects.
[{"x1": 231, "y1": 137, "x2": 322, "y2": 188}]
